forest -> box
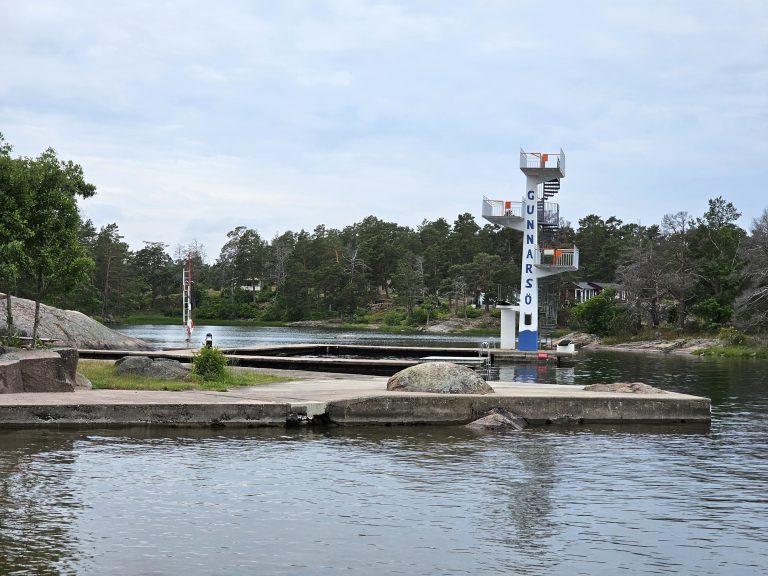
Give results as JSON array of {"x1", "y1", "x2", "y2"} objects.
[{"x1": 3, "y1": 135, "x2": 768, "y2": 341}]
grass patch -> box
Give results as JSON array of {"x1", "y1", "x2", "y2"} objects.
[
  {"x1": 78, "y1": 360, "x2": 291, "y2": 392},
  {"x1": 693, "y1": 346, "x2": 768, "y2": 359}
]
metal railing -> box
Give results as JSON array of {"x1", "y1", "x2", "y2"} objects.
[
  {"x1": 535, "y1": 246, "x2": 579, "y2": 268},
  {"x1": 482, "y1": 196, "x2": 522, "y2": 218},
  {"x1": 519, "y1": 149, "x2": 565, "y2": 177}
]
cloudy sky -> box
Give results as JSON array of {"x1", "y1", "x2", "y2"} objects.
[{"x1": 1, "y1": 1, "x2": 766, "y2": 260}]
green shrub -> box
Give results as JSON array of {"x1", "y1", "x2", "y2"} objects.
[
  {"x1": 718, "y1": 326, "x2": 745, "y2": 346},
  {"x1": 463, "y1": 306, "x2": 482, "y2": 319},
  {"x1": 237, "y1": 302, "x2": 259, "y2": 319},
  {"x1": 261, "y1": 301, "x2": 284, "y2": 321},
  {"x1": 695, "y1": 297, "x2": 733, "y2": 329},
  {"x1": 192, "y1": 346, "x2": 228, "y2": 381},
  {"x1": 383, "y1": 310, "x2": 406, "y2": 326},
  {"x1": 410, "y1": 306, "x2": 429, "y2": 325},
  {"x1": 570, "y1": 288, "x2": 639, "y2": 337}
]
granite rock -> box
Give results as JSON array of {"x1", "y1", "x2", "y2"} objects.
[
  {"x1": 387, "y1": 362, "x2": 493, "y2": 394},
  {"x1": 466, "y1": 408, "x2": 527, "y2": 431},
  {"x1": 0, "y1": 292, "x2": 150, "y2": 350},
  {"x1": 115, "y1": 356, "x2": 191, "y2": 380}
]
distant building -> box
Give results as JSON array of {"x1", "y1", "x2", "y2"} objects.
[
  {"x1": 590, "y1": 282, "x2": 628, "y2": 302},
  {"x1": 564, "y1": 281, "x2": 628, "y2": 305},
  {"x1": 565, "y1": 281, "x2": 598, "y2": 304},
  {"x1": 239, "y1": 278, "x2": 262, "y2": 292}
]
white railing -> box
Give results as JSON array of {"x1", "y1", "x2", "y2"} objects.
[
  {"x1": 535, "y1": 246, "x2": 579, "y2": 268},
  {"x1": 482, "y1": 196, "x2": 522, "y2": 218},
  {"x1": 520, "y1": 149, "x2": 565, "y2": 175}
]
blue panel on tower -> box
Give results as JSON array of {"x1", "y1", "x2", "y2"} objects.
[{"x1": 518, "y1": 330, "x2": 538, "y2": 351}]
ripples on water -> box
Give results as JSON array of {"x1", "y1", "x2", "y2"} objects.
[
  {"x1": 1, "y1": 344, "x2": 767, "y2": 574},
  {"x1": 1, "y1": 425, "x2": 766, "y2": 575}
]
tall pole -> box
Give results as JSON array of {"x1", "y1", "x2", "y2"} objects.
[{"x1": 182, "y1": 253, "x2": 194, "y2": 342}]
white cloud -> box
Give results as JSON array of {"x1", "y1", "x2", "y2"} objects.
[{"x1": 1, "y1": 0, "x2": 766, "y2": 259}]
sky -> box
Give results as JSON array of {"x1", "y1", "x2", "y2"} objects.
[{"x1": 1, "y1": 0, "x2": 767, "y2": 261}]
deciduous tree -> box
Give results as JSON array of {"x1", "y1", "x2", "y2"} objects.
[
  {"x1": 733, "y1": 209, "x2": 768, "y2": 332},
  {"x1": 24, "y1": 148, "x2": 96, "y2": 341},
  {"x1": 0, "y1": 134, "x2": 30, "y2": 333}
]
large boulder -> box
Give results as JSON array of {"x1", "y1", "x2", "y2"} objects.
[
  {"x1": 554, "y1": 332, "x2": 599, "y2": 348},
  {"x1": 0, "y1": 292, "x2": 150, "y2": 350},
  {"x1": 115, "y1": 356, "x2": 191, "y2": 380},
  {"x1": 387, "y1": 362, "x2": 493, "y2": 394}
]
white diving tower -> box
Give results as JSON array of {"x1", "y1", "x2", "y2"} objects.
[{"x1": 482, "y1": 149, "x2": 579, "y2": 351}]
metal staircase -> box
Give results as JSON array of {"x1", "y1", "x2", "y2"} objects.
[
  {"x1": 538, "y1": 200, "x2": 560, "y2": 245},
  {"x1": 538, "y1": 280, "x2": 559, "y2": 336},
  {"x1": 543, "y1": 178, "x2": 560, "y2": 199}
]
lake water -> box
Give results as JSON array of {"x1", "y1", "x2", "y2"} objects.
[
  {"x1": 113, "y1": 322, "x2": 497, "y2": 350},
  {"x1": 1, "y1": 328, "x2": 767, "y2": 575}
]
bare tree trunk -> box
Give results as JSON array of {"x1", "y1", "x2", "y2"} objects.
[
  {"x1": 5, "y1": 290, "x2": 13, "y2": 334},
  {"x1": 650, "y1": 298, "x2": 660, "y2": 328},
  {"x1": 32, "y1": 273, "x2": 43, "y2": 345}
]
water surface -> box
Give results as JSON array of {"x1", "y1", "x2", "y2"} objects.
[
  {"x1": 113, "y1": 323, "x2": 498, "y2": 350},
  {"x1": 1, "y1": 336, "x2": 766, "y2": 575}
]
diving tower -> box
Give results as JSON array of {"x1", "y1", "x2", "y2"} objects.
[{"x1": 482, "y1": 149, "x2": 579, "y2": 351}]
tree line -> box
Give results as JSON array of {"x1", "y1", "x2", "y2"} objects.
[{"x1": 3, "y1": 134, "x2": 768, "y2": 338}]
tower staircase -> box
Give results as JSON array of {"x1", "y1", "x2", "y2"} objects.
[
  {"x1": 543, "y1": 178, "x2": 560, "y2": 199},
  {"x1": 538, "y1": 280, "x2": 559, "y2": 337}
]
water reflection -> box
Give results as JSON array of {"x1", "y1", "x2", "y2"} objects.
[
  {"x1": 0, "y1": 422, "x2": 766, "y2": 575},
  {"x1": 497, "y1": 362, "x2": 576, "y2": 384}
]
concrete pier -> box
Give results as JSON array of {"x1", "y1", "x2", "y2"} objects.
[
  {"x1": 78, "y1": 344, "x2": 577, "y2": 376},
  {"x1": 0, "y1": 371, "x2": 711, "y2": 429}
]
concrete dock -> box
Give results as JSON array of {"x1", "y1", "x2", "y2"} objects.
[
  {"x1": 0, "y1": 369, "x2": 711, "y2": 428},
  {"x1": 79, "y1": 344, "x2": 578, "y2": 376}
]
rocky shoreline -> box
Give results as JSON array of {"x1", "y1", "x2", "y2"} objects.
[
  {"x1": 0, "y1": 294, "x2": 725, "y2": 356},
  {"x1": 555, "y1": 332, "x2": 722, "y2": 355}
]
